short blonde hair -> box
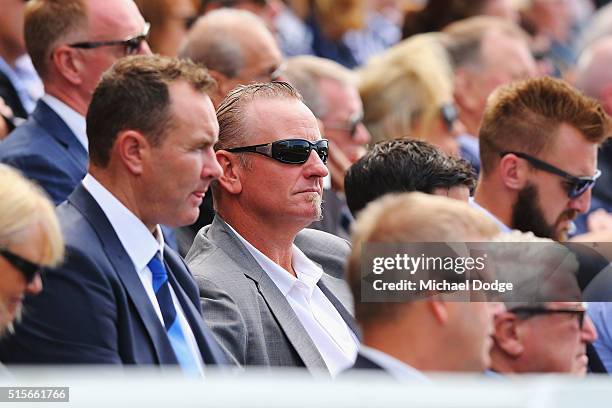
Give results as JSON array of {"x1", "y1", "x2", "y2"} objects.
[
  {"x1": 347, "y1": 192, "x2": 499, "y2": 323},
  {"x1": 0, "y1": 165, "x2": 64, "y2": 266},
  {"x1": 358, "y1": 33, "x2": 454, "y2": 144}
]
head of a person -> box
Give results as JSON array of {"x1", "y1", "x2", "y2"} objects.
[
  {"x1": 284, "y1": 55, "x2": 371, "y2": 165},
  {"x1": 575, "y1": 35, "x2": 612, "y2": 115},
  {"x1": 479, "y1": 76, "x2": 610, "y2": 241},
  {"x1": 24, "y1": 0, "x2": 151, "y2": 114},
  {"x1": 520, "y1": 0, "x2": 574, "y2": 43},
  {"x1": 86, "y1": 55, "x2": 221, "y2": 231},
  {"x1": 213, "y1": 81, "x2": 328, "y2": 233},
  {"x1": 201, "y1": 0, "x2": 281, "y2": 33},
  {"x1": 312, "y1": 0, "x2": 366, "y2": 40},
  {"x1": 0, "y1": 0, "x2": 28, "y2": 64},
  {"x1": 359, "y1": 33, "x2": 463, "y2": 156},
  {"x1": 489, "y1": 232, "x2": 596, "y2": 375},
  {"x1": 179, "y1": 8, "x2": 283, "y2": 107},
  {"x1": 134, "y1": 0, "x2": 199, "y2": 57},
  {"x1": 345, "y1": 139, "x2": 476, "y2": 217},
  {"x1": 0, "y1": 164, "x2": 64, "y2": 336},
  {"x1": 347, "y1": 192, "x2": 499, "y2": 372},
  {"x1": 402, "y1": 0, "x2": 518, "y2": 39},
  {"x1": 443, "y1": 16, "x2": 537, "y2": 136}
]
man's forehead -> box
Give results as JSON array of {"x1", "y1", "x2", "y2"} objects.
[{"x1": 245, "y1": 98, "x2": 320, "y2": 141}]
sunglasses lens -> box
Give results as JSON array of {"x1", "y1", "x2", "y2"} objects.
[
  {"x1": 569, "y1": 180, "x2": 592, "y2": 198},
  {"x1": 315, "y1": 140, "x2": 328, "y2": 164},
  {"x1": 274, "y1": 140, "x2": 311, "y2": 163}
]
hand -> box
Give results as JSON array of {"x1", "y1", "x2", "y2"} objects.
[{"x1": 0, "y1": 97, "x2": 14, "y2": 139}]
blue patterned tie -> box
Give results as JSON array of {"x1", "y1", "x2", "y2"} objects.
[{"x1": 148, "y1": 252, "x2": 200, "y2": 376}]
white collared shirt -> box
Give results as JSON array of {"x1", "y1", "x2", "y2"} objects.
[
  {"x1": 82, "y1": 174, "x2": 205, "y2": 375},
  {"x1": 227, "y1": 224, "x2": 359, "y2": 376},
  {"x1": 41, "y1": 94, "x2": 88, "y2": 152},
  {"x1": 359, "y1": 345, "x2": 429, "y2": 382},
  {"x1": 469, "y1": 197, "x2": 511, "y2": 233}
]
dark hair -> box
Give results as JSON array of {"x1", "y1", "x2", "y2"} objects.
[
  {"x1": 402, "y1": 0, "x2": 489, "y2": 39},
  {"x1": 87, "y1": 55, "x2": 216, "y2": 167},
  {"x1": 345, "y1": 138, "x2": 476, "y2": 216}
]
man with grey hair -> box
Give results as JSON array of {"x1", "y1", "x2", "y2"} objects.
[
  {"x1": 442, "y1": 16, "x2": 537, "y2": 173},
  {"x1": 284, "y1": 55, "x2": 371, "y2": 238},
  {"x1": 489, "y1": 232, "x2": 597, "y2": 375},
  {"x1": 180, "y1": 8, "x2": 283, "y2": 108},
  {"x1": 186, "y1": 81, "x2": 359, "y2": 375}
]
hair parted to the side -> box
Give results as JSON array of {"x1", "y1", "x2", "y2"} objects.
[
  {"x1": 479, "y1": 76, "x2": 611, "y2": 174},
  {"x1": 215, "y1": 81, "x2": 303, "y2": 151},
  {"x1": 345, "y1": 138, "x2": 476, "y2": 216},
  {"x1": 0, "y1": 165, "x2": 64, "y2": 267},
  {"x1": 347, "y1": 192, "x2": 499, "y2": 325},
  {"x1": 87, "y1": 55, "x2": 216, "y2": 167},
  {"x1": 24, "y1": 0, "x2": 88, "y2": 80}
]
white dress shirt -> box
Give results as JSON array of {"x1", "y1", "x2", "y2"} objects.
[
  {"x1": 41, "y1": 94, "x2": 88, "y2": 151},
  {"x1": 359, "y1": 345, "x2": 429, "y2": 382},
  {"x1": 228, "y1": 224, "x2": 359, "y2": 376},
  {"x1": 82, "y1": 174, "x2": 205, "y2": 375}
]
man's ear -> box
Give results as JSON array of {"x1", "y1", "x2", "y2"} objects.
[
  {"x1": 499, "y1": 153, "x2": 530, "y2": 191},
  {"x1": 429, "y1": 298, "x2": 449, "y2": 325},
  {"x1": 454, "y1": 68, "x2": 480, "y2": 113},
  {"x1": 115, "y1": 130, "x2": 149, "y2": 175},
  {"x1": 493, "y1": 312, "x2": 524, "y2": 357},
  {"x1": 208, "y1": 69, "x2": 233, "y2": 102},
  {"x1": 600, "y1": 84, "x2": 612, "y2": 115},
  {"x1": 50, "y1": 46, "x2": 84, "y2": 86},
  {"x1": 215, "y1": 150, "x2": 243, "y2": 195}
]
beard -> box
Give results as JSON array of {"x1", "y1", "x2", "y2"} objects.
[
  {"x1": 310, "y1": 193, "x2": 323, "y2": 222},
  {"x1": 511, "y1": 184, "x2": 578, "y2": 241}
]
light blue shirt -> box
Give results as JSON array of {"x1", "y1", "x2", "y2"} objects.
[
  {"x1": 0, "y1": 55, "x2": 42, "y2": 114},
  {"x1": 587, "y1": 302, "x2": 612, "y2": 372},
  {"x1": 82, "y1": 174, "x2": 205, "y2": 375},
  {"x1": 359, "y1": 345, "x2": 429, "y2": 382}
]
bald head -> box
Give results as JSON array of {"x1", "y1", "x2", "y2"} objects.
[
  {"x1": 180, "y1": 8, "x2": 282, "y2": 106},
  {"x1": 576, "y1": 36, "x2": 612, "y2": 114}
]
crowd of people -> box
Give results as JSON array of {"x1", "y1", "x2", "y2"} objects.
[{"x1": 1, "y1": 0, "x2": 612, "y2": 385}]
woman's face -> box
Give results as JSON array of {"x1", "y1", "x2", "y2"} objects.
[
  {"x1": 413, "y1": 103, "x2": 465, "y2": 157},
  {"x1": 0, "y1": 224, "x2": 44, "y2": 332}
]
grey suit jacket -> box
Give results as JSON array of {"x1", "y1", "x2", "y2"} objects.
[{"x1": 185, "y1": 216, "x2": 358, "y2": 372}]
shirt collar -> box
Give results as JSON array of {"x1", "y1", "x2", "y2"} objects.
[
  {"x1": 82, "y1": 174, "x2": 164, "y2": 272},
  {"x1": 41, "y1": 94, "x2": 88, "y2": 152},
  {"x1": 225, "y1": 222, "x2": 323, "y2": 297},
  {"x1": 469, "y1": 197, "x2": 511, "y2": 233},
  {"x1": 359, "y1": 345, "x2": 429, "y2": 382}
]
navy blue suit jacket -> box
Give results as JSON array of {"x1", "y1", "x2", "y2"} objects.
[
  {"x1": 0, "y1": 184, "x2": 229, "y2": 367},
  {"x1": 0, "y1": 100, "x2": 87, "y2": 205}
]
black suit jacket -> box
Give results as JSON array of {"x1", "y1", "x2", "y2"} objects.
[
  {"x1": 0, "y1": 184, "x2": 229, "y2": 367},
  {"x1": 0, "y1": 70, "x2": 27, "y2": 119}
]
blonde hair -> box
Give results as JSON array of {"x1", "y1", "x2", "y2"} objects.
[
  {"x1": 358, "y1": 33, "x2": 454, "y2": 144},
  {"x1": 347, "y1": 192, "x2": 499, "y2": 323},
  {"x1": 0, "y1": 165, "x2": 64, "y2": 266}
]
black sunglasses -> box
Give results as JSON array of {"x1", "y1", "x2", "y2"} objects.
[
  {"x1": 68, "y1": 22, "x2": 150, "y2": 56},
  {"x1": 0, "y1": 248, "x2": 42, "y2": 284},
  {"x1": 510, "y1": 306, "x2": 586, "y2": 329},
  {"x1": 440, "y1": 103, "x2": 459, "y2": 132},
  {"x1": 324, "y1": 112, "x2": 363, "y2": 139},
  {"x1": 226, "y1": 138, "x2": 329, "y2": 164},
  {"x1": 500, "y1": 151, "x2": 601, "y2": 199}
]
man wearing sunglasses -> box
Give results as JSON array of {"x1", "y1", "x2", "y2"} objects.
[
  {"x1": 186, "y1": 82, "x2": 360, "y2": 375},
  {"x1": 283, "y1": 55, "x2": 371, "y2": 239},
  {"x1": 0, "y1": 0, "x2": 151, "y2": 206},
  {"x1": 489, "y1": 233, "x2": 597, "y2": 375},
  {"x1": 472, "y1": 76, "x2": 610, "y2": 242}
]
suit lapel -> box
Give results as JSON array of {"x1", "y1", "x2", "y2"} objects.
[
  {"x1": 317, "y1": 277, "x2": 361, "y2": 339},
  {"x1": 210, "y1": 217, "x2": 327, "y2": 370},
  {"x1": 68, "y1": 184, "x2": 177, "y2": 364},
  {"x1": 32, "y1": 100, "x2": 88, "y2": 172},
  {"x1": 164, "y1": 248, "x2": 228, "y2": 365}
]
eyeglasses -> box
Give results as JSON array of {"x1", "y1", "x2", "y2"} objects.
[
  {"x1": 324, "y1": 112, "x2": 364, "y2": 139},
  {"x1": 68, "y1": 22, "x2": 150, "y2": 56},
  {"x1": 500, "y1": 151, "x2": 601, "y2": 198},
  {"x1": 510, "y1": 306, "x2": 586, "y2": 329},
  {"x1": 0, "y1": 248, "x2": 42, "y2": 284},
  {"x1": 226, "y1": 138, "x2": 329, "y2": 164},
  {"x1": 440, "y1": 103, "x2": 459, "y2": 132}
]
